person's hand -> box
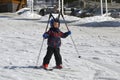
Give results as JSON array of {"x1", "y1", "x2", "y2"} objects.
[
  {"x1": 67, "y1": 31, "x2": 71, "y2": 35},
  {"x1": 43, "y1": 33, "x2": 49, "y2": 39}
]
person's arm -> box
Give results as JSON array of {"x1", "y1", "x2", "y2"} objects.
[
  {"x1": 60, "y1": 31, "x2": 71, "y2": 38},
  {"x1": 43, "y1": 31, "x2": 50, "y2": 39}
]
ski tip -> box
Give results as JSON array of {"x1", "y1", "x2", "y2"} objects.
[{"x1": 45, "y1": 68, "x2": 53, "y2": 71}]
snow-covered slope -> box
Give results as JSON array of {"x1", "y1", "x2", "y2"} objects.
[{"x1": 0, "y1": 13, "x2": 120, "y2": 80}]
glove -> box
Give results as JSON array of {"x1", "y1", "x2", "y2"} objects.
[
  {"x1": 67, "y1": 31, "x2": 71, "y2": 35},
  {"x1": 43, "y1": 33, "x2": 49, "y2": 39}
]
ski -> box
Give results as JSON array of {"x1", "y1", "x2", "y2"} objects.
[
  {"x1": 34, "y1": 66, "x2": 73, "y2": 71},
  {"x1": 43, "y1": 68, "x2": 53, "y2": 71},
  {"x1": 34, "y1": 66, "x2": 53, "y2": 71}
]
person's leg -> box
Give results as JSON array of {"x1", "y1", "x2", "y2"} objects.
[
  {"x1": 43, "y1": 46, "x2": 54, "y2": 67},
  {"x1": 54, "y1": 48, "x2": 62, "y2": 67}
]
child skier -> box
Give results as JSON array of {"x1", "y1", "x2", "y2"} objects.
[{"x1": 42, "y1": 18, "x2": 71, "y2": 69}]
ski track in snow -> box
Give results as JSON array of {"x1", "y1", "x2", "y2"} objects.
[{"x1": 0, "y1": 13, "x2": 120, "y2": 80}]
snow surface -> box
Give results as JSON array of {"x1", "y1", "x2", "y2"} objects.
[
  {"x1": 0, "y1": 12, "x2": 120, "y2": 80},
  {"x1": 16, "y1": 8, "x2": 41, "y2": 19}
]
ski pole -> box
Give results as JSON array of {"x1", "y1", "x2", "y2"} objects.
[
  {"x1": 35, "y1": 38, "x2": 44, "y2": 67},
  {"x1": 61, "y1": 13, "x2": 81, "y2": 58},
  {"x1": 57, "y1": 11, "x2": 61, "y2": 19},
  {"x1": 35, "y1": 13, "x2": 52, "y2": 67}
]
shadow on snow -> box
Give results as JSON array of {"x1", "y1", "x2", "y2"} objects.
[
  {"x1": 2, "y1": 66, "x2": 39, "y2": 70},
  {"x1": 74, "y1": 21, "x2": 120, "y2": 27}
]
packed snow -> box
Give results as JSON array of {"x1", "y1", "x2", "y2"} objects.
[
  {"x1": 16, "y1": 8, "x2": 41, "y2": 19},
  {"x1": 0, "y1": 11, "x2": 120, "y2": 80}
]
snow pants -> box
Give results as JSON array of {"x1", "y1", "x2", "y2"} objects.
[{"x1": 43, "y1": 46, "x2": 62, "y2": 66}]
